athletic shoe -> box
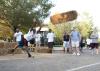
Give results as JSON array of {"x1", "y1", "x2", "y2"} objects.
[
  {"x1": 28, "y1": 54, "x2": 32, "y2": 58},
  {"x1": 77, "y1": 53, "x2": 80, "y2": 56},
  {"x1": 72, "y1": 52, "x2": 76, "y2": 55}
]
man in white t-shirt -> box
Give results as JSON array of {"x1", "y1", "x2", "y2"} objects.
[
  {"x1": 35, "y1": 31, "x2": 42, "y2": 47},
  {"x1": 24, "y1": 28, "x2": 36, "y2": 48},
  {"x1": 14, "y1": 29, "x2": 23, "y2": 48},
  {"x1": 24, "y1": 28, "x2": 35, "y2": 42},
  {"x1": 13, "y1": 28, "x2": 32, "y2": 57},
  {"x1": 47, "y1": 29, "x2": 55, "y2": 53}
]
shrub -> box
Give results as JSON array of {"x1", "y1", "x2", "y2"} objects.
[{"x1": 54, "y1": 37, "x2": 63, "y2": 46}]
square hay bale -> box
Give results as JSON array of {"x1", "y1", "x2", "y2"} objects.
[
  {"x1": 8, "y1": 48, "x2": 22, "y2": 54},
  {"x1": 4, "y1": 42, "x2": 17, "y2": 48},
  {"x1": 0, "y1": 48, "x2": 8, "y2": 55},
  {"x1": 0, "y1": 42, "x2": 4, "y2": 48},
  {"x1": 35, "y1": 47, "x2": 52, "y2": 53},
  {"x1": 0, "y1": 42, "x2": 22, "y2": 55}
]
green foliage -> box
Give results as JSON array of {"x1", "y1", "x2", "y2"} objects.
[
  {"x1": 77, "y1": 12, "x2": 93, "y2": 38},
  {"x1": 0, "y1": 0, "x2": 53, "y2": 31},
  {"x1": 54, "y1": 37, "x2": 63, "y2": 45},
  {"x1": 77, "y1": 21, "x2": 93, "y2": 38},
  {"x1": 0, "y1": 19, "x2": 13, "y2": 39},
  {"x1": 48, "y1": 22, "x2": 72, "y2": 45},
  {"x1": 48, "y1": 22, "x2": 73, "y2": 40}
]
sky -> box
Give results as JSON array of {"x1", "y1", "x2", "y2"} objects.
[{"x1": 44, "y1": 0, "x2": 100, "y2": 30}]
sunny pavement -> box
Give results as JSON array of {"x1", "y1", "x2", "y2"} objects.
[{"x1": 0, "y1": 48, "x2": 100, "y2": 71}]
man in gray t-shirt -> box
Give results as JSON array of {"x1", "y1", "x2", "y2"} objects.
[{"x1": 90, "y1": 29, "x2": 99, "y2": 54}]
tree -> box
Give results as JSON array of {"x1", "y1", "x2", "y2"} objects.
[
  {"x1": 0, "y1": 19, "x2": 13, "y2": 40},
  {"x1": 0, "y1": 0, "x2": 53, "y2": 32},
  {"x1": 48, "y1": 22, "x2": 72, "y2": 39},
  {"x1": 76, "y1": 12, "x2": 93, "y2": 38},
  {"x1": 77, "y1": 21, "x2": 93, "y2": 38}
]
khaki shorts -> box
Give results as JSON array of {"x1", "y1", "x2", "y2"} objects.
[{"x1": 71, "y1": 41, "x2": 80, "y2": 47}]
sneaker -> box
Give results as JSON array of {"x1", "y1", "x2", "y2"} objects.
[
  {"x1": 77, "y1": 53, "x2": 80, "y2": 56},
  {"x1": 89, "y1": 48, "x2": 92, "y2": 50},
  {"x1": 28, "y1": 54, "x2": 32, "y2": 58},
  {"x1": 72, "y1": 52, "x2": 76, "y2": 55},
  {"x1": 11, "y1": 49, "x2": 15, "y2": 53}
]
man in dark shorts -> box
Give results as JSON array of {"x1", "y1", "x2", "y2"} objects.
[
  {"x1": 27, "y1": 28, "x2": 36, "y2": 46},
  {"x1": 47, "y1": 29, "x2": 55, "y2": 53},
  {"x1": 90, "y1": 28, "x2": 99, "y2": 55},
  {"x1": 80, "y1": 37, "x2": 86, "y2": 53}
]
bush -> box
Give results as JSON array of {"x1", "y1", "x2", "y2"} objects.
[{"x1": 54, "y1": 37, "x2": 63, "y2": 46}]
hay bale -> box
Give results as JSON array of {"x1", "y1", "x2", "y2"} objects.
[
  {"x1": 0, "y1": 48, "x2": 8, "y2": 55},
  {"x1": 4, "y1": 42, "x2": 17, "y2": 48},
  {"x1": 0, "y1": 42, "x2": 22, "y2": 55},
  {"x1": 0, "y1": 42, "x2": 4, "y2": 48},
  {"x1": 8, "y1": 48, "x2": 22, "y2": 54},
  {"x1": 50, "y1": 10, "x2": 77, "y2": 25},
  {"x1": 35, "y1": 47, "x2": 52, "y2": 53}
]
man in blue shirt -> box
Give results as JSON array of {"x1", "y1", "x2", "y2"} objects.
[{"x1": 70, "y1": 27, "x2": 81, "y2": 55}]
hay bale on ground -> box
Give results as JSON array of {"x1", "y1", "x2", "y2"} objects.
[
  {"x1": 35, "y1": 47, "x2": 52, "y2": 53},
  {"x1": 0, "y1": 42, "x2": 22, "y2": 55}
]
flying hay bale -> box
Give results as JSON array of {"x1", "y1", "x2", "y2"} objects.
[{"x1": 50, "y1": 10, "x2": 78, "y2": 25}]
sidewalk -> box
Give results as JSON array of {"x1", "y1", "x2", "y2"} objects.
[
  {"x1": 0, "y1": 47, "x2": 66, "y2": 61},
  {"x1": 0, "y1": 54, "x2": 30, "y2": 60},
  {"x1": 0, "y1": 52, "x2": 57, "y2": 60}
]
